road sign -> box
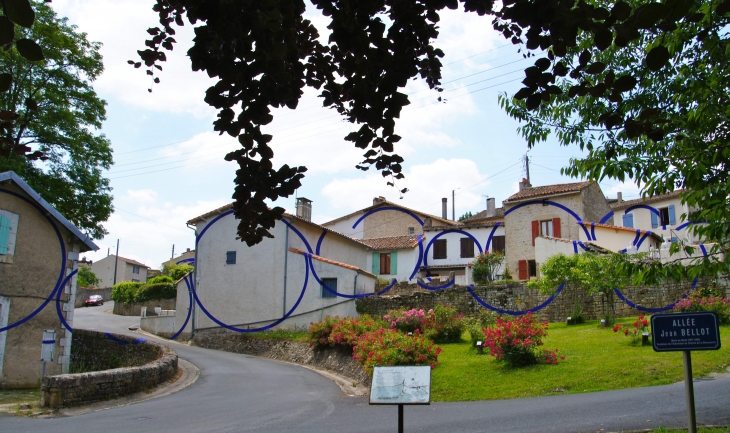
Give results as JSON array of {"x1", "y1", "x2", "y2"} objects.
[
  {"x1": 370, "y1": 366, "x2": 431, "y2": 433},
  {"x1": 651, "y1": 311, "x2": 721, "y2": 352}
]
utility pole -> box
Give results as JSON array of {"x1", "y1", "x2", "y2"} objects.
[
  {"x1": 524, "y1": 154, "x2": 531, "y2": 183},
  {"x1": 112, "y1": 239, "x2": 119, "y2": 286},
  {"x1": 452, "y1": 188, "x2": 459, "y2": 221},
  {"x1": 171, "y1": 244, "x2": 175, "y2": 259}
]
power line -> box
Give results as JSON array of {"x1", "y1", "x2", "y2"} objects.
[{"x1": 115, "y1": 208, "x2": 191, "y2": 232}]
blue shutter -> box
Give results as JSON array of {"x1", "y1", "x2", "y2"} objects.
[
  {"x1": 668, "y1": 205, "x2": 676, "y2": 225},
  {"x1": 650, "y1": 212, "x2": 659, "y2": 228},
  {"x1": 0, "y1": 215, "x2": 10, "y2": 254},
  {"x1": 622, "y1": 213, "x2": 634, "y2": 228},
  {"x1": 391, "y1": 252, "x2": 397, "y2": 275},
  {"x1": 372, "y1": 253, "x2": 380, "y2": 275}
]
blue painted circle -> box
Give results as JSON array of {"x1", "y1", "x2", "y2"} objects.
[
  {"x1": 422, "y1": 229, "x2": 482, "y2": 268},
  {"x1": 466, "y1": 283, "x2": 565, "y2": 316}
]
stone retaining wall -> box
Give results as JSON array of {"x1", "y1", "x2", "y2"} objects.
[
  {"x1": 357, "y1": 281, "x2": 701, "y2": 322},
  {"x1": 113, "y1": 298, "x2": 177, "y2": 316},
  {"x1": 40, "y1": 330, "x2": 178, "y2": 408},
  {"x1": 193, "y1": 328, "x2": 368, "y2": 385}
]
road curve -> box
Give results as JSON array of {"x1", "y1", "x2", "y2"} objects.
[{"x1": 1, "y1": 303, "x2": 728, "y2": 433}]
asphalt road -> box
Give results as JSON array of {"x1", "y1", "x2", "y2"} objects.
[{"x1": 1, "y1": 303, "x2": 728, "y2": 433}]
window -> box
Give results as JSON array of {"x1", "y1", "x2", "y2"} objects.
[
  {"x1": 433, "y1": 239, "x2": 447, "y2": 259},
  {"x1": 528, "y1": 260, "x2": 537, "y2": 278},
  {"x1": 132, "y1": 265, "x2": 140, "y2": 274},
  {"x1": 622, "y1": 213, "x2": 634, "y2": 228},
  {"x1": 491, "y1": 235, "x2": 505, "y2": 254},
  {"x1": 0, "y1": 210, "x2": 19, "y2": 263},
  {"x1": 380, "y1": 253, "x2": 391, "y2": 275},
  {"x1": 652, "y1": 205, "x2": 676, "y2": 228},
  {"x1": 540, "y1": 220, "x2": 553, "y2": 237},
  {"x1": 460, "y1": 238, "x2": 474, "y2": 258},
  {"x1": 408, "y1": 227, "x2": 415, "y2": 235},
  {"x1": 321, "y1": 278, "x2": 337, "y2": 298},
  {"x1": 226, "y1": 251, "x2": 236, "y2": 264}
]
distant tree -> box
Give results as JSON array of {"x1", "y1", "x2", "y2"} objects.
[
  {"x1": 0, "y1": 1, "x2": 113, "y2": 239},
  {"x1": 162, "y1": 263, "x2": 193, "y2": 281},
  {"x1": 471, "y1": 251, "x2": 504, "y2": 284},
  {"x1": 76, "y1": 266, "x2": 100, "y2": 288},
  {"x1": 458, "y1": 211, "x2": 473, "y2": 222}
]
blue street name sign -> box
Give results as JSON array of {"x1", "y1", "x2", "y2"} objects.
[{"x1": 651, "y1": 311, "x2": 721, "y2": 352}]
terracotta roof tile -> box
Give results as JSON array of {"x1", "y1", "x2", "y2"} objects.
[
  {"x1": 359, "y1": 235, "x2": 422, "y2": 251},
  {"x1": 610, "y1": 190, "x2": 685, "y2": 210},
  {"x1": 321, "y1": 198, "x2": 459, "y2": 227},
  {"x1": 463, "y1": 207, "x2": 505, "y2": 222},
  {"x1": 288, "y1": 248, "x2": 376, "y2": 278},
  {"x1": 116, "y1": 256, "x2": 150, "y2": 268},
  {"x1": 577, "y1": 221, "x2": 663, "y2": 241},
  {"x1": 504, "y1": 181, "x2": 593, "y2": 203}
]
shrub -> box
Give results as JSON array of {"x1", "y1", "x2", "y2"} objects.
[
  {"x1": 384, "y1": 308, "x2": 428, "y2": 334},
  {"x1": 76, "y1": 266, "x2": 100, "y2": 288},
  {"x1": 674, "y1": 291, "x2": 730, "y2": 325},
  {"x1": 111, "y1": 281, "x2": 143, "y2": 303},
  {"x1": 162, "y1": 263, "x2": 194, "y2": 280},
  {"x1": 308, "y1": 316, "x2": 341, "y2": 348},
  {"x1": 483, "y1": 313, "x2": 563, "y2": 367},
  {"x1": 613, "y1": 315, "x2": 650, "y2": 345},
  {"x1": 134, "y1": 282, "x2": 176, "y2": 302},
  {"x1": 464, "y1": 310, "x2": 499, "y2": 347},
  {"x1": 423, "y1": 305, "x2": 464, "y2": 343},
  {"x1": 352, "y1": 328, "x2": 442, "y2": 376},
  {"x1": 471, "y1": 251, "x2": 505, "y2": 284},
  {"x1": 148, "y1": 275, "x2": 174, "y2": 284},
  {"x1": 308, "y1": 316, "x2": 386, "y2": 349}
]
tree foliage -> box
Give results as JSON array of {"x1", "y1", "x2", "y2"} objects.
[
  {"x1": 76, "y1": 266, "x2": 100, "y2": 288},
  {"x1": 471, "y1": 251, "x2": 504, "y2": 284},
  {"x1": 162, "y1": 262, "x2": 193, "y2": 280},
  {"x1": 499, "y1": 0, "x2": 730, "y2": 281},
  {"x1": 0, "y1": 1, "x2": 113, "y2": 239},
  {"x1": 135, "y1": 0, "x2": 723, "y2": 246},
  {"x1": 458, "y1": 211, "x2": 474, "y2": 222}
]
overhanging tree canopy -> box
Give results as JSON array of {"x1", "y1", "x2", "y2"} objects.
[{"x1": 135, "y1": 0, "x2": 728, "y2": 254}]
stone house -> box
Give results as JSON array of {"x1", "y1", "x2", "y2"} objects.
[
  {"x1": 360, "y1": 235, "x2": 422, "y2": 284},
  {"x1": 321, "y1": 196, "x2": 459, "y2": 240},
  {"x1": 177, "y1": 200, "x2": 377, "y2": 334},
  {"x1": 91, "y1": 254, "x2": 150, "y2": 288},
  {"x1": 503, "y1": 179, "x2": 613, "y2": 280},
  {"x1": 0, "y1": 171, "x2": 98, "y2": 387}
]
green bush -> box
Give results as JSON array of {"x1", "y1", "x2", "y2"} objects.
[
  {"x1": 162, "y1": 263, "x2": 194, "y2": 280},
  {"x1": 134, "y1": 282, "x2": 176, "y2": 303},
  {"x1": 111, "y1": 281, "x2": 143, "y2": 303},
  {"x1": 76, "y1": 266, "x2": 100, "y2": 288},
  {"x1": 308, "y1": 315, "x2": 385, "y2": 349},
  {"x1": 464, "y1": 310, "x2": 499, "y2": 347},
  {"x1": 423, "y1": 305, "x2": 464, "y2": 343},
  {"x1": 353, "y1": 328, "x2": 442, "y2": 376},
  {"x1": 471, "y1": 251, "x2": 505, "y2": 284},
  {"x1": 148, "y1": 275, "x2": 174, "y2": 284}
]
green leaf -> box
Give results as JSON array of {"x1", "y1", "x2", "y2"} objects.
[
  {"x1": 0, "y1": 73, "x2": 11, "y2": 92},
  {"x1": 645, "y1": 45, "x2": 669, "y2": 71},
  {"x1": 3, "y1": 0, "x2": 34, "y2": 28},
  {"x1": 16, "y1": 38, "x2": 44, "y2": 61}
]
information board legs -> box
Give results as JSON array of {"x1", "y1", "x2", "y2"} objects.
[
  {"x1": 683, "y1": 350, "x2": 696, "y2": 433},
  {"x1": 398, "y1": 404, "x2": 403, "y2": 433}
]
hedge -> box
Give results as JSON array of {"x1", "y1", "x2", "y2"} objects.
[{"x1": 111, "y1": 281, "x2": 176, "y2": 303}]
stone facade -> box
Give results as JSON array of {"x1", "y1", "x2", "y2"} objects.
[
  {"x1": 355, "y1": 281, "x2": 699, "y2": 323},
  {"x1": 40, "y1": 330, "x2": 178, "y2": 408},
  {"x1": 362, "y1": 208, "x2": 424, "y2": 239}
]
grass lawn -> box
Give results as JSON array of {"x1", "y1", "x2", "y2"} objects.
[
  {"x1": 431, "y1": 318, "x2": 730, "y2": 402},
  {"x1": 0, "y1": 389, "x2": 46, "y2": 416}
]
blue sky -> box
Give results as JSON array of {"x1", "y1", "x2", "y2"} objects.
[{"x1": 51, "y1": 1, "x2": 640, "y2": 269}]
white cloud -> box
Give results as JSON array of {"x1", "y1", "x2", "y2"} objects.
[
  {"x1": 53, "y1": 0, "x2": 216, "y2": 118},
  {"x1": 321, "y1": 158, "x2": 492, "y2": 220},
  {"x1": 125, "y1": 189, "x2": 158, "y2": 204}
]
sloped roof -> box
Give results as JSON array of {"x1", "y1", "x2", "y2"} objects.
[
  {"x1": 424, "y1": 221, "x2": 503, "y2": 231},
  {"x1": 288, "y1": 248, "x2": 376, "y2": 278},
  {"x1": 359, "y1": 235, "x2": 422, "y2": 251},
  {"x1": 0, "y1": 171, "x2": 98, "y2": 252},
  {"x1": 611, "y1": 190, "x2": 685, "y2": 210},
  {"x1": 321, "y1": 198, "x2": 459, "y2": 227},
  {"x1": 577, "y1": 221, "x2": 664, "y2": 242},
  {"x1": 504, "y1": 181, "x2": 593, "y2": 203},
  {"x1": 186, "y1": 203, "x2": 371, "y2": 249},
  {"x1": 463, "y1": 207, "x2": 505, "y2": 222},
  {"x1": 116, "y1": 256, "x2": 150, "y2": 268}
]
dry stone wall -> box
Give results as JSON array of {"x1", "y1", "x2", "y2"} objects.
[
  {"x1": 40, "y1": 330, "x2": 178, "y2": 408},
  {"x1": 357, "y1": 281, "x2": 699, "y2": 322},
  {"x1": 113, "y1": 298, "x2": 176, "y2": 316}
]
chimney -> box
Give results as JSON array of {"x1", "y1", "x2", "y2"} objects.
[
  {"x1": 486, "y1": 197, "x2": 496, "y2": 218},
  {"x1": 518, "y1": 177, "x2": 532, "y2": 191},
  {"x1": 296, "y1": 197, "x2": 312, "y2": 221},
  {"x1": 616, "y1": 192, "x2": 623, "y2": 203},
  {"x1": 373, "y1": 196, "x2": 386, "y2": 206},
  {"x1": 441, "y1": 198, "x2": 447, "y2": 219},
  {"x1": 186, "y1": 248, "x2": 191, "y2": 252}
]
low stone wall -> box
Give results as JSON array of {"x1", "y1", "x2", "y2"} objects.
[
  {"x1": 193, "y1": 328, "x2": 368, "y2": 385},
  {"x1": 40, "y1": 330, "x2": 178, "y2": 408},
  {"x1": 141, "y1": 315, "x2": 178, "y2": 339},
  {"x1": 75, "y1": 287, "x2": 113, "y2": 308},
  {"x1": 357, "y1": 281, "x2": 698, "y2": 322},
  {"x1": 113, "y1": 298, "x2": 176, "y2": 316}
]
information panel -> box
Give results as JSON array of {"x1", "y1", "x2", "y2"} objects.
[
  {"x1": 369, "y1": 366, "x2": 431, "y2": 405},
  {"x1": 651, "y1": 311, "x2": 721, "y2": 352}
]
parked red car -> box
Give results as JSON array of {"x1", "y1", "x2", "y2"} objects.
[{"x1": 84, "y1": 295, "x2": 104, "y2": 306}]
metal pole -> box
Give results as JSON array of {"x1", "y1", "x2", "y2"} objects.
[
  {"x1": 452, "y1": 190, "x2": 455, "y2": 221},
  {"x1": 683, "y1": 350, "x2": 697, "y2": 433},
  {"x1": 112, "y1": 239, "x2": 119, "y2": 286},
  {"x1": 398, "y1": 404, "x2": 404, "y2": 433}
]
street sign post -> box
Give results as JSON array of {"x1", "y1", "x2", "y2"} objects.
[
  {"x1": 370, "y1": 366, "x2": 431, "y2": 433},
  {"x1": 651, "y1": 311, "x2": 721, "y2": 433}
]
